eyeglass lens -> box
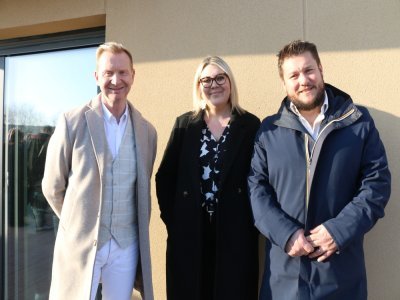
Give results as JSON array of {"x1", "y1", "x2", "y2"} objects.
[{"x1": 200, "y1": 74, "x2": 227, "y2": 88}]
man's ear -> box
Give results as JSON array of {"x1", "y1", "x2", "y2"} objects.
[
  {"x1": 281, "y1": 77, "x2": 286, "y2": 91},
  {"x1": 94, "y1": 70, "x2": 99, "y2": 84},
  {"x1": 131, "y1": 68, "x2": 136, "y2": 82},
  {"x1": 319, "y1": 64, "x2": 324, "y2": 77}
]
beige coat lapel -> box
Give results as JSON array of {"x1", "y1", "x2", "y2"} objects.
[
  {"x1": 85, "y1": 94, "x2": 107, "y2": 180},
  {"x1": 128, "y1": 102, "x2": 155, "y2": 299},
  {"x1": 130, "y1": 103, "x2": 149, "y2": 182},
  {"x1": 130, "y1": 103, "x2": 153, "y2": 230}
]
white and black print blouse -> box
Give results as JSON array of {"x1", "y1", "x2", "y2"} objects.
[{"x1": 199, "y1": 122, "x2": 231, "y2": 219}]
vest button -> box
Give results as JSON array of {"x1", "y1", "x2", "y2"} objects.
[{"x1": 183, "y1": 191, "x2": 189, "y2": 197}]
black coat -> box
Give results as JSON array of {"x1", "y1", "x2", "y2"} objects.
[{"x1": 156, "y1": 110, "x2": 260, "y2": 300}]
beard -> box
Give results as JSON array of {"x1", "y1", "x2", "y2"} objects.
[{"x1": 289, "y1": 82, "x2": 325, "y2": 111}]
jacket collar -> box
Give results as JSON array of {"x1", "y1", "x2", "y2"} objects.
[
  {"x1": 85, "y1": 94, "x2": 107, "y2": 179},
  {"x1": 273, "y1": 83, "x2": 362, "y2": 131},
  {"x1": 218, "y1": 109, "x2": 247, "y2": 186}
]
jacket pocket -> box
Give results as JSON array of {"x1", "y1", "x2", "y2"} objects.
[{"x1": 59, "y1": 187, "x2": 77, "y2": 231}]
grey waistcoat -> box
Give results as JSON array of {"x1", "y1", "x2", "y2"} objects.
[{"x1": 98, "y1": 116, "x2": 138, "y2": 249}]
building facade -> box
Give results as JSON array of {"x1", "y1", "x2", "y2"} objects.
[{"x1": 1, "y1": 0, "x2": 399, "y2": 299}]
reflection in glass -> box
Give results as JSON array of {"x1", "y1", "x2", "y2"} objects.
[{"x1": 3, "y1": 47, "x2": 97, "y2": 299}]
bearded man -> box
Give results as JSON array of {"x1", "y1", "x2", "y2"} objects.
[{"x1": 248, "y1": 40, "x2": 391, "y2": 299}]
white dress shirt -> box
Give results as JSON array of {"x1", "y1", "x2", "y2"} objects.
[
  {"x1": 290, "y1": 91, "x2": 329, "y2": 140},
  {"x1": 101, "y1": 101, "x2": 129, "y2": 159}
]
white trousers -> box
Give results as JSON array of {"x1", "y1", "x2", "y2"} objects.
[{"x1": 90, "y1": 238, "x2": 139, "y2": 300}]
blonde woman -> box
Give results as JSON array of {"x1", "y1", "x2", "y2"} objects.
[{"x1": 156, "y1": 56, "x2": 260, "y2": 300}]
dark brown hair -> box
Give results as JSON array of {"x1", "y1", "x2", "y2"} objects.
[{"x1": 277, "y1": 40, "x2": 321, "y2": 79}]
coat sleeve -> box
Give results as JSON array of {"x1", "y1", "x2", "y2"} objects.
[
  {"x1": 41, "y1": 113, "x2": 72, "y2": 218},
  {"x1": 323, "y1": 115, "x2": 391, "y2": 251},
  {"x1": 148, "y1": 123, "x2": 158, "y2": 177},
  {"x1": 248, "y1": 127, "x2": 301, "y2": 250},
  {"x1": 155, "y1": 117, "x2": 185, "y2": 227},
  {"x1": 146, "y1": 122, "x2": 158, "y2": 220}
]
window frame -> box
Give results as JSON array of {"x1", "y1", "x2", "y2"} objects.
[{"x1": 0, "y1": 26, "x2": 104, "y2": 297}]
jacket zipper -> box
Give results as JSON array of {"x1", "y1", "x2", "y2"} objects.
[
  {"x1": 304, "y1": 108, "x2": 355, "y2": 223},
  {"x1": 305, "y1": 134, "x2": 311, "y2": 212}
]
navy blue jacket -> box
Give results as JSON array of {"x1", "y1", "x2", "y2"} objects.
[{"x1": 248, "y1": 84, "x2": 391, "y2": 300}]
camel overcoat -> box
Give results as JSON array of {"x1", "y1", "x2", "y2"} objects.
[{"x1": 42, "y1": 94, "x2": 157, "y2": 300}]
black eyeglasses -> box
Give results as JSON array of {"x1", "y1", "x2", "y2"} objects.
[{"x1": 199, "y1": 73, "x2": 228, "y2": 88}]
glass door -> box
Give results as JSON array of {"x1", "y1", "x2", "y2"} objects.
[{"x1": 2, "y1": 47, "x2": 98, "y2": 300}]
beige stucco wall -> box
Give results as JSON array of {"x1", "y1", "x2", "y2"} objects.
[
  {"x1": 0, "y1": 0, "x2": 105, "y2": 39},
  {"x1": 1, "y1": 0, "x2": 399, "y2": 299}
]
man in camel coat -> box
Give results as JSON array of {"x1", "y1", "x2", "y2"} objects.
[{"x1": 42, "y1": 42, "x2": 157, "y2": 300}]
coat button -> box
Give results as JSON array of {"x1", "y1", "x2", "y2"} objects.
[
  {"x1": 93, "y1": 240, "x2": 97, "y2": 247},
  {"x1": 238, "y1": 188, "x2": 242, "y2": 194},
  {"x1": 183, "y1": 191, "x2": 189, "y2": 197}
]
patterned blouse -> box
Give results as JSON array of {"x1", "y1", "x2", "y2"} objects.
[{"x1": 199, "y1": 121, "x2": 231, "y2": 219}]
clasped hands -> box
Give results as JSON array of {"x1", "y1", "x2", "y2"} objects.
[{"x1": 284, "y1": 225, "x2": 338, "y2": 262}]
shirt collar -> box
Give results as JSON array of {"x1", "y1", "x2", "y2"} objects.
[
  {"x1": 101, "y1": 101, "x2": 129, "y2": 123},
  {"x1": 289, "y1": 91, "x2": 329, "y2": 117}
]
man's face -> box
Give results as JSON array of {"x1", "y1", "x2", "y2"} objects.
[
  {"x1": 95, "y1": 51, "x2": 134, "y2": 106},
  {"x1": 281, "y1": 51, "x2": 325, "y2": 111}
]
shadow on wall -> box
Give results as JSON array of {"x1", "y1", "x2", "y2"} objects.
[
  {"x1": 363, "y1": 107, "x2": 399, "y2": 299},
  {"x1": 124, "y1": 1, "x2": 400, "y2": 63}
]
